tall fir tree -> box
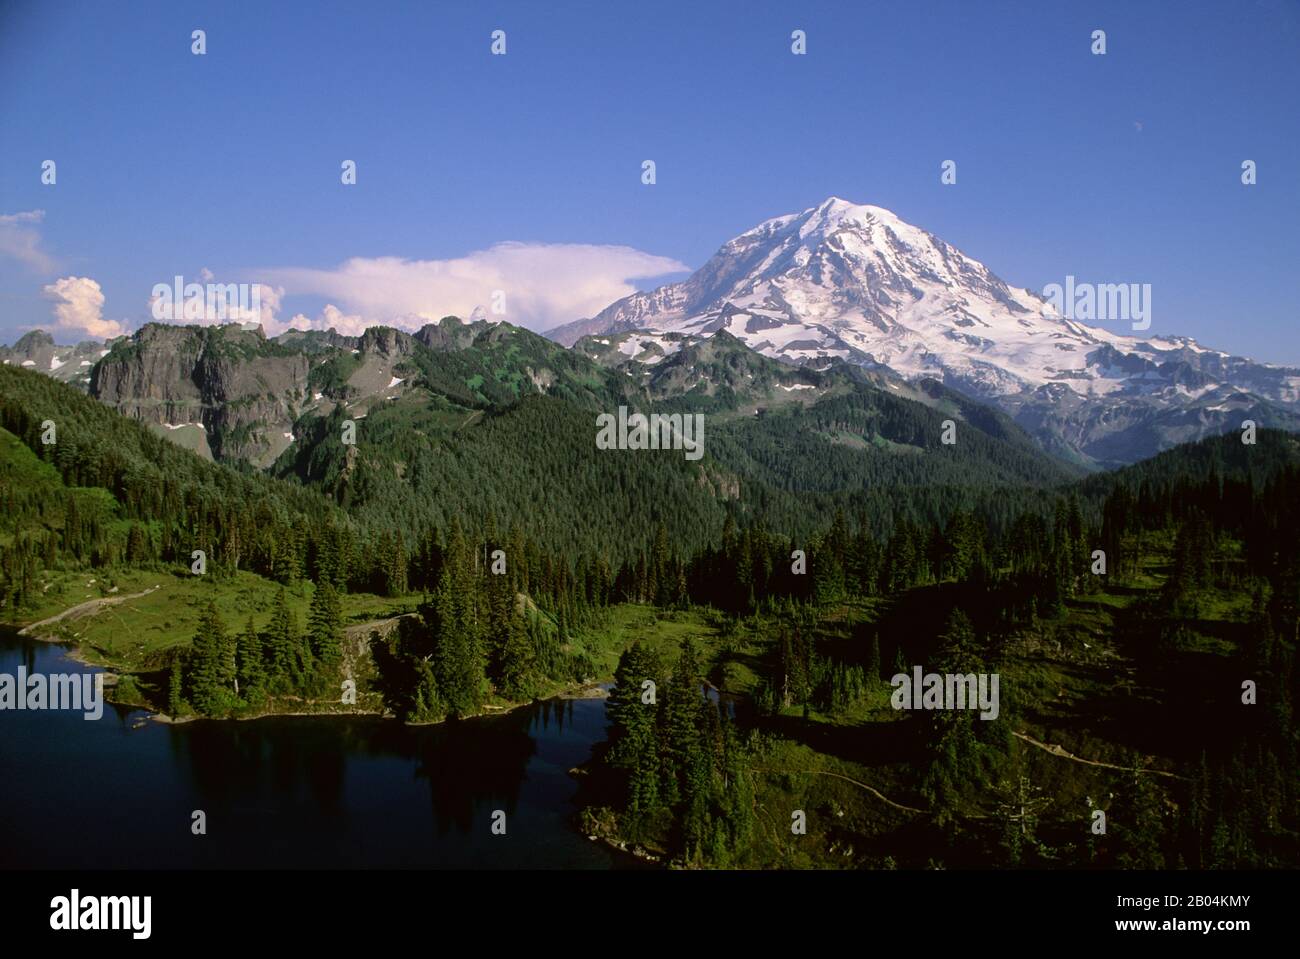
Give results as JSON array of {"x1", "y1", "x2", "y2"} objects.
[
  {"x1": 307, "y1": 580, "x2": 343, "y2": 666},
  {"x1": 189, "y1": 600, "x2": 233, "y2": 716},
  {"x1": 266, "y1": 588, "x2": 299, "y2": 689},
  {"x1": 236, "y1": 616, "x2": 265, "y2": 695},
  {"x1": 608, "y1": 642, "x2": 662, "y2": 813},
  {"x1": 167, "y1": 657, "x2": 184, "y2": 716},
  {"x1": 431, "y1": 519, "x2": 485, "y2": 717}
]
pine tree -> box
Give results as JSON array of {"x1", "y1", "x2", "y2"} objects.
[
  {"x1": 1115, "y1": 771, "x2": 1169, "y2": 869},
  {"x1": 497, "y1": 610, "x2": 536, "y2": 701},
  {"x1": 719, "y1": 706, "x2": 754, "y2": 857},
  {"x1": 125, "y1": 523, "x2": 148, "y2": 564},
  {"x1": 390, "y1": 529, "x2": 409, "y2": 595},
  {"x1": 607, "y1": 643, "x2": 662, "y2": 813},
  {"x1": 661, "y1": 640, "x2": 705, "y2": 814},
  {"x1": 484, "y1": 559, "x2": 516, "y2": 687},
  {"x1": 168, "y1": 657, "x2": 184, "y2": 716},
  {"x1": 410, "y1": 659, "x2": 443, "y2": 722},
  {"x1": 266, "y1": 588, "x2": 299, "y2": 689},
  {"x1": 431, "y1": 520, "x2": 485, "y2": 717},
  {"x1": 651, "y1": 523, "x2": 671, "y2": 606},
  {"x1": 236, "y1": 616, "x2": 265, "y2": 695},
  {"x1": 307, "y1": 580, "x2": 343, "y2": 666},
  {"x1": 933, "y1": 610, "x2": 982, "y2": 674},
  {"x1": 918, "y1": 611, "x2": 986, "y2": 827},
  {"x1": 189, "y1": 600, "x2": 232, "y2": 716}
]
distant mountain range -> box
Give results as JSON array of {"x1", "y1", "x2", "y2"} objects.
[
  {"x1": 4, "y1": 196, "x2": 1297, "y2": 471},
  {"x1": 1, "y1": 311, "x2": 1091, "y2": 565},
  {"x1": 548, "y1": 197, "x2": 1300, "y2": 468},
  {"x1": 0, "y1": 330, "x2": 113, "y2": 387}
]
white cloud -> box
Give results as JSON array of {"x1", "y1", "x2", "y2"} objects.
[
  {"x1": 42, "y1": 276, "x2": 126, "y2": 339},
  {"x1": 285, "y1": 303, "x2": 368, "y2": 336},
  {"x1": 0, "y1": 210, "x2": 57, "y2": 273},
  {"x1": 260, "y1": 242, "x2": 688, "y2": 333}
]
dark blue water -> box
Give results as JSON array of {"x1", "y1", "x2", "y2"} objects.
[{"x1": 0, "y1": 629, "x2": 624, "y2": 869}]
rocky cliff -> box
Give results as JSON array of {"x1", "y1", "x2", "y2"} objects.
[{"x1": 90, "y1": 323, "x2": 311, "y2": 467}]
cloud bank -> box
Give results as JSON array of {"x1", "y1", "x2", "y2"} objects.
[
  {"x1": 16, "y1": 242, "x2": 687, "y2": 343},
  {"x1": 261, "y1": 241, "x2": 688, "y2": 334}
]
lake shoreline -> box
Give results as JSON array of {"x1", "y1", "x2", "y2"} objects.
[
  {"x1": 12, "y1": 602, "x2": 612, "y2": 727},
  {"x1": 0, "y1": 629, "x2": 628, "y2": 870},
  {"x1": 17, "y1": 624, "x2": 611, "y2": 728},
  {"x1": 143, "y1": 683, "x2": 611, "y2": 727}
]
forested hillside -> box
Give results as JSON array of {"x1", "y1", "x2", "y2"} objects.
[
  {"x1": 25, "y1": 317, "x2": 1077, "y2": 559},
  {"x1": 269, "y1": 323, "x2": 1079, "y2": 561},
  {"x1": 2, "y1": 359, "x2": 1294, "y2": 871},
  {"x1": 585, "y1": 429, "x2": 1299, "y2": 868}
]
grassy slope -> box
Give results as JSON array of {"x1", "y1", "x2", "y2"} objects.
[{"x1": 20, "y1": 568, "x2": 410, "y2": 669}]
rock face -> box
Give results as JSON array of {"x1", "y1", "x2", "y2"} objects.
[
  {"x1": 549, "y1": 197, "x2": 1300, "y2": 468},
  {"x1": 5, "y1": 315, "x2": 581, "y2": 469},
  {"x1": 91, "y1": 323, "x2": 311, "y2": 466},
  {"x1": 414, "y1": 316, "x2": 496, "y2": 352}
]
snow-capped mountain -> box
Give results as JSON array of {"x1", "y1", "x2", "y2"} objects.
[
  {"x1": 548, "y1": 197, "x2": 1300, "y2": 467},
  {"x1": 0, "y1": 330, "x2": 120, "y2": 387}
]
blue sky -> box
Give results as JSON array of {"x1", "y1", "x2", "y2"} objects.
[{"x1": 2, "y1": 0, "x2": 1298, "y2": 360}]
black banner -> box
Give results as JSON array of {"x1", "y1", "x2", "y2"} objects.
[{"x1": 1, "y1": 869, "x2": 1288, "y2": 947}]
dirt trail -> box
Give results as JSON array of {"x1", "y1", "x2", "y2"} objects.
[
  {"x1": 18, "y1": 585, "x2": 162, "y2": 637},
  {"x1": 753, "y1": 729, "x2": 1190, "y2": 821},
  {"x1": 752, "y1": 767, "x2": 926, "y2": 814},
  {"x1": 1014, "y1": 730, "x2": 1189, "y2": 780},
  {"x1": 344, "y1": 612, "x2": 418, "y2": 640}
]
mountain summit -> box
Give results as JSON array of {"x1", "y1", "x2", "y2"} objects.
[{"x1": 548, "y1": 197, "x2": 1300, "y2": 467}]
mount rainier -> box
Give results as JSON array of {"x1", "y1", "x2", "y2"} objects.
[{"x1": 548, "y1": 197, "x2": 1300, "y2": 467}]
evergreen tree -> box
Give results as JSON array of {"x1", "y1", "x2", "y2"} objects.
[
  {"x1": 867, "y1": 629, "x2": 882, "y2": 682},
  {"x1": 496, "y1": 610, "x2": 536, "y2": 701},
  {"x1": 307, "y1": 580, "x2": 344, "y2": 665},
  {"x1": 266, "y1": 588, "x2": 300, "y2": 689},
  {"x1": 167, "y1": 657, "x2": 184, "y2": 716},
  {"x1": 660, "y1": 640, "x2": 705, "y2": 815},
  {"x1": 607, "y1": 642, "x2": 662, "y2": 813},
  {"x1": 430, "y1": 520, "x2": 485, "y2": 717},
  {"x1": 719, "y1": 705, "x2": 754, "y2": 857},
  {"x1": 189, "y1": 600, "x2": 233, "y2": 716},
  {"x1": 236, "y1": 616, "x2": 265, "y2": 695}
]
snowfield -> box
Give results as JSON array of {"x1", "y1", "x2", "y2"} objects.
[{"x1": 559, "y1": 196, "x2": 1300, "y2": 466}]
